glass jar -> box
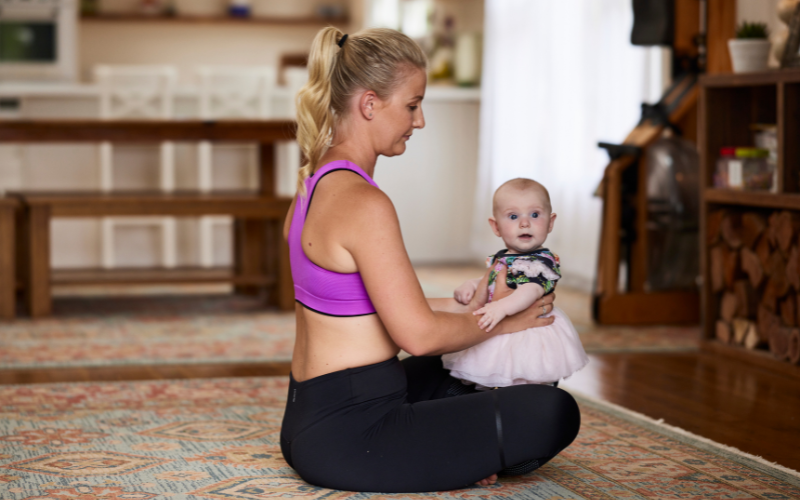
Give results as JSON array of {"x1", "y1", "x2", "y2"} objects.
[
  {"x1": 714, "y1": 147, "x2": 773, "y2": 191},
  {"x1": 714, "y1": 147, "x2": 737, "y2": 188}
]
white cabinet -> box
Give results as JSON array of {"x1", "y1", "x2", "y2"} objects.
[{"x1": 375, "y1": 87, "x2": 480, "y2": 263}]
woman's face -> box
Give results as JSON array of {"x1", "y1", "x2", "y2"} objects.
[{"x1": 373, "y1": 68, "x2": 427, "y2": 157}]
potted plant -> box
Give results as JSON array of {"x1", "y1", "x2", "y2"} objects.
[{"x1": 729, "y1": 22, "x2": 771, "y2": 73}]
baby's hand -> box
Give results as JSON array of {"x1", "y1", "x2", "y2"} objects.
[
  {"x1": 454, "y1": 279, "x2": 478, "y2": 305},
  {"x1": 473, "y1": 302, "x2": 508, "y2": 332}
]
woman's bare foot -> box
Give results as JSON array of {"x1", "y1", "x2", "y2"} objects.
[{"x1": 476, "y1": 473, "x2": 498, "y2": 486}]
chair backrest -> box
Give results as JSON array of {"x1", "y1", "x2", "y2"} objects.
[
  {"x1": 94, "y1": 65, "x2": 177, "y2": 120},
  {"x1": 196, "y1": 66, "x2": 278, "y2": 120},
  {"x1": 284, "y1": 66, "x2": 309, "y2": 118}
]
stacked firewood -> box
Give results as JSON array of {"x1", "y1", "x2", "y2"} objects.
[{"x1": 709, "y1": 209, "x2": 800, "y2": 364}]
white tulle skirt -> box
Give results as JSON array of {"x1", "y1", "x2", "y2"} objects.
[{"x1": 442, "y1": 306, "x2": 588, "y2": 387}]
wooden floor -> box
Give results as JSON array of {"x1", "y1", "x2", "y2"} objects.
[
  {"x1": 560, "y1": 351, "x2": 800, "y2": 472},
  {"x1": 0, "y1": 351, "x2": 797, "y2": 473}
]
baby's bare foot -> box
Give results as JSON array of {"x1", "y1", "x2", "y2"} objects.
[{"x1": 476, "y1": 473, "x2": 498, "y2": 486}]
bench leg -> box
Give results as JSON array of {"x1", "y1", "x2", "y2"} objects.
[
  {"x1": 234, "y1": 218, "x2": 266, "y2": 297},
  {"x1": 233, "y1": 218, "x2": 294, "y2": 310},
  {"x1": 263, "y1": 218, "x2": 293, "y2": 311},
  {"x1": 276, "y1": 222, "x2": 294, "y2": 311},
  {"x1": 0, "y1": 206, "x2": 14, "y2": 320},
  {"x1": 25, "y1": 205, "x2": 51, "y2": 318}
]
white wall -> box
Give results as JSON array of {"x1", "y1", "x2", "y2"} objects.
[
  {"x1": 81, "y1": 1, "x2": 352, "y2": 85},
  {"x1": 737, "y1": 0, "x2": 781, "y2": 33},
  {"x1": 737, "y1": 0, "x2": 783, "y2": 65}
]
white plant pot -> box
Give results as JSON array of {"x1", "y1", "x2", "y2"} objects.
[{"x1": 728, "y1": 39, "x2": 771, "y2": 73}]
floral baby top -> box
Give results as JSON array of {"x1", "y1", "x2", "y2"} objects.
[{"x1": 486, "y1": 248, "x2": 561, "y2": 302}]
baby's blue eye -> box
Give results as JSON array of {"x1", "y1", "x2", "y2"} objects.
[
  {"x1": 509, "y1": 214, "x2": 517, "y2": 220},
  {"x1": 531, "y1": 213, "x2": 539, "y2": 218}
]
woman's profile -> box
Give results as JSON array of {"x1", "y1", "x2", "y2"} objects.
[{"x1": 279, "y1": 26, "x2": 581, "y2": 493}]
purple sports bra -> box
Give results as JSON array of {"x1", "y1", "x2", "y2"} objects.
[{"x1": 288, "y1": 160, "x2": 379, "y2": 317}]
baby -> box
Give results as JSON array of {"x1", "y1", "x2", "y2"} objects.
[{"x1": 443, "y1": 178, "x2": 588, "y2": 388}]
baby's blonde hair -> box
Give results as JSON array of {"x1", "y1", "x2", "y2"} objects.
[
  {"x1": 295, "y1": 27, "x2": 427, "y2": 194},
  {"x1": 492, "y1": 178, "x2": 552, "y2": 215}
]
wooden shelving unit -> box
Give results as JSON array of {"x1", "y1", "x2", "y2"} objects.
[
  {"x1": 699, "y1": 69, "x2": 800, "y2": 374},
  {"x1": 80, "y1": 13, "x2": 349, "y2": 27}
]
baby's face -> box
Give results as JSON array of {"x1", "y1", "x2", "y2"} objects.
[{"x1": 490, "y1": 188, "x2": 556, "y2": 254}]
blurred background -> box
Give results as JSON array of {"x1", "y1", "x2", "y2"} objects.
[{"x1": 0, "y1": 0, "x2": 781, "y2": 292}]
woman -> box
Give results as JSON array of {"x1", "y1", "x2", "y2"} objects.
[{"x1": 280, "y1": 27, "x2": 580, "y2": 493}]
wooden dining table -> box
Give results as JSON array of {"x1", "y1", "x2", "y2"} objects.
[{"x1": 0, "y1": 119, "x2": 297, "y2": 318}]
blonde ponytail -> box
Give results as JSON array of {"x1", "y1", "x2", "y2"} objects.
[
  {"x1": 295, "y1": 27, "x2": 427, "y2": 194},
  {"x1": 296, "y1": 27, "x2": 341, "y2": 195}
]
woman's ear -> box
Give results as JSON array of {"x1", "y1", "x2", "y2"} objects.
[
  {"x1": 488, "y1": 217, "x2": 501, "y2": 237},
  {"x1": 359, "y1": 90, "x2": 377, "y2": 120}
]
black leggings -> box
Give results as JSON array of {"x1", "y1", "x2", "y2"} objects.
[{"x1": 280, "y1": 356, "x2": 580, "y2": 493}]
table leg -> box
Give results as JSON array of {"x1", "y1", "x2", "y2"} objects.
[
  {"x1": 25, "y1": 205, "x2": 51, "y2": 318},
  {"x1": 234, "y1": 218, "x2": 266, "y2": 297},
  {"x1": 0, "y1": 205, "x2": 15, "y2": 320},
  {"x1": 263, "y1": 218, "x2": 294, "y2": 310}
]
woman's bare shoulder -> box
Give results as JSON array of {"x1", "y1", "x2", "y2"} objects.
[{"x1": 315, "y1": 170, "x2": 395, "y2": 218}]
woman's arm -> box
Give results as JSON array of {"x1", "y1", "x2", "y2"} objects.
[
  {"x1": 345, "y1": 185, "x2": 553, "y2": 356},
  {"x1": 426, "y1": 297, "x2": 471, "y2": 313}
]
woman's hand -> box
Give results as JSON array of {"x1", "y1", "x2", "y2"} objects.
[
  {"x1": 531, "y1": 293, "x2": 556, "y2": 319},
  {"x1": 487, "y1": 293, "x2": 555, "y2": 336},
  {"x1": 466, "y1": 269, "x2": 491, "y2": 312},
  {"x1": 481, "y1": 266, "x2": 556, "y2": 335}
]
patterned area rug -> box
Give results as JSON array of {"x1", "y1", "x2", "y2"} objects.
[
  {"x1": 0, "y1": 295, "x2": 296, "y2": 368},
  {"x1": 0, "y1": 266, "x2": 699, "y2": 368},
  {"x1": 1, "y1": 376, "x2": 797, "y2": 500}
]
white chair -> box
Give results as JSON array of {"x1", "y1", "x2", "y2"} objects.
[
  {"x1": 195, "y1": 66, "x2": 277, "y2": 268},
  {"x1": 94, "y1": 65, "x2": 178, "y2": 269},
  {"x1": 278, "y1": 67, "x2": 308, "y2": 197},
  {"x1": 0, "y1": 145, "x2": 24, "y2": 196}
]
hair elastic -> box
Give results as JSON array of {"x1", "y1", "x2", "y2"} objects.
[{"x1": 337, "y1": 34, "x2": 348, "y2": 48}]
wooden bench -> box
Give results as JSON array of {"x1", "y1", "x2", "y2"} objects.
[
  {"x1": 0, "y1": 119, "x2": 297, "y2": 318},
  {"x1": 15, "y1": 192, "x2": 293, "y2": 317},
  {"x1": 0, "y1": 197, "x2": 18, "y2": 320}
]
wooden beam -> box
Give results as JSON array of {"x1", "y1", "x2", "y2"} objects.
[
  {"x1": 16, "y1": 193, "x2": 291, "y2": 218},
  {"x1": 51, "y1": 267, "x2": 275, "y2": 286},
  {"x1": 674, "y1": 0, "x2": 701, "y2": 64},
  {"x1": 706, "y1": 0, "x2": 737, "y2": 74}
]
